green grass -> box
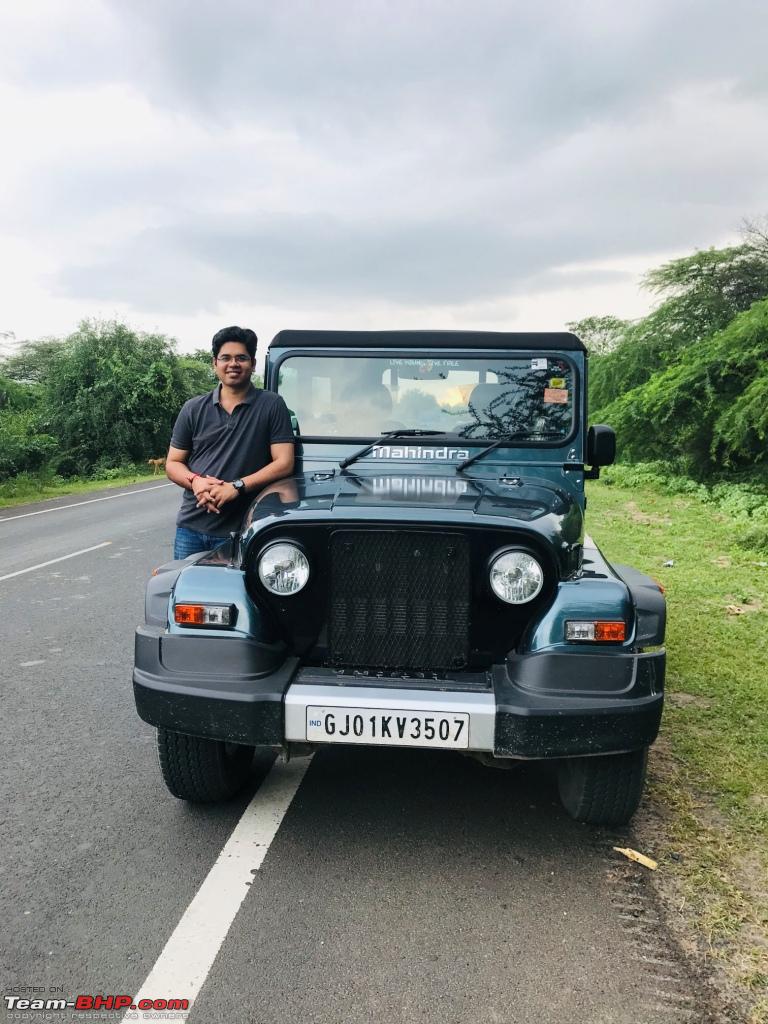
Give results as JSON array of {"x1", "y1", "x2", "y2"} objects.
[
  {"x1": 587, "y1": 472, "x2": 768, "y2": 1020},
  {"x1": 0, "y1": 466, "x2": 158, "y2": 508}
]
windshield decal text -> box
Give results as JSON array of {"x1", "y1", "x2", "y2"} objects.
[{"x1": 370, "y1": 445, "x2": 470, "y2": 460}]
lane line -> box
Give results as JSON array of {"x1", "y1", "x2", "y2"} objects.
[
  {"x1": 0, "y1": 542, "x2": 112, "y2": 582},
  {"x1": 0, "y1": 483, "x2": 172, "y2": 523},
  {"x1": 124, "y1": 756, "x2": 312, "y2": 1021}
]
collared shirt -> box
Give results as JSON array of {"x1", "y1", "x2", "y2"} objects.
[{"x1": 170, "y1": 384, "x2": 294, "y2": 536}]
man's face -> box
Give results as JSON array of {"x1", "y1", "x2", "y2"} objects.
[{"x1": 213, "y1": 341, "x2": 254, "y2": 389}]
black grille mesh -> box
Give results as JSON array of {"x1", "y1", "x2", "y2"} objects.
[{"x1": 328, "y1": 531, "x2": 470, "y2": 671}]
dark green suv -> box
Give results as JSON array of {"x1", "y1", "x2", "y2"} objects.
[{"x1": 134, "y1": 331, "x2": 665, "y2": 825}]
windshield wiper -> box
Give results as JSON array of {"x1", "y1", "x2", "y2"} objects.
[
  {"x1": 456, "y1": 432, "x2": 564, "y2": 472},
  {"x1": 339, "y1": 429, "x2": 447, "y2": 470}
]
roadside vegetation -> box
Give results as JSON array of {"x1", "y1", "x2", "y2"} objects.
[
  {"x1": 588, "y1": 472, "x2": 768, "y2": 1023},
  {"x1": 0, "y1": 320, "x2": 216, "y2": 500},
  {"x1": 0, "y1": 320, "x2": 270, "y2": 508},
  {"x1": 571, "y1": 218, "x2": 768, "y2": 1021},
  {"x1": 0, "y1": 465, "x2": 159, "y2": 509}
]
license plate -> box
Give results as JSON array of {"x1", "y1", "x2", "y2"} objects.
[{"x1": 306, "y1": 706, "x2": 470, "y2": 749}]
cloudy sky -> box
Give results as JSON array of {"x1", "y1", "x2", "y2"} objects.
[{"x1": 2, "y1": 0, "x2": 767, "y2": 355}]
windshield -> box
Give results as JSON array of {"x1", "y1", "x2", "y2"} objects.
[{"x1": 276, "y1": 354, "x2": 576, "y2": 441}]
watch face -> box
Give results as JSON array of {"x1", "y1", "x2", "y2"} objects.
[{"x1": 234, "y1": 479, "x2": 245, "y2": 492}]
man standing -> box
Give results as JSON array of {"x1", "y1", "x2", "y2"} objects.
[{"x1": 166, "y1": 326, "x2": 295, "y2": 559}]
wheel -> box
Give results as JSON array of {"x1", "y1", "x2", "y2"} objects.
[
  {"x1": 156, "y1": 728, "x2": 255, "y2": 802},
  {"x1": 557, "y1": 748, "x2": 648, "y2": 825}
]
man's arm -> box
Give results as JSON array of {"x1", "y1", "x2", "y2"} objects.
[
  {"x1": 206, "y1": 442, "x2": 295, "y2": 508},
  {"x1": 166, "y1": 446, "x2": 223, "y2": 513}
]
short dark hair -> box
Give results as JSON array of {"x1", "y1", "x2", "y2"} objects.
[{"x1": 211, "y1": 326, "x2": 257, "y2": 360}]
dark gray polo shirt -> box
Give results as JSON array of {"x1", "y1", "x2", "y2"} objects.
[{"x1": 171, "y1": 385, "x2": 294, "y2": 536}]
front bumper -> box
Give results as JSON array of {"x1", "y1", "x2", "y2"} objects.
[{"x1": 133, "y1": 625, "x2": 664, "y2": 758}]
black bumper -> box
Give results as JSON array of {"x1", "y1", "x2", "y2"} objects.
[
  {"x1": 133, "y1": 625, "x2": 664, "y2": 757},
  {"x1": 133, "y1": 625, "x2": 297, "y2": 746},
  {"x1": 494, "y1": 650, "x2": 664, "y2": 757}
]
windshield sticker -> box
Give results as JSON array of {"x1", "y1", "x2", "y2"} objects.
[
  {"x1": 371, "y1": 444, "x2": 470, "y2": 460},
  {"x1": 531, "y1": 358, "x2": 547, "y2": 370},
  {"x1": 544, "y1": 388, "x2": 568, "y2": 404},
  {"x1": 549, "y1": 377, "x2": 566, "y2": 388},
  {"x1": 388, "y1": 359, "x2": 460, "y2": 368}
]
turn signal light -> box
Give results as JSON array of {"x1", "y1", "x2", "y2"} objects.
[
  {"x1": 565, "y1": 620, "x2": 626, "y2": 642},
  {"x1": 174, "y1": 604, "x2": 234, "y2": 627}
]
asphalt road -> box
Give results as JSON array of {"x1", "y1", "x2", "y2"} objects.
[{"x1": 1, "y1": 482, "x2": 718, "y2": 1024}]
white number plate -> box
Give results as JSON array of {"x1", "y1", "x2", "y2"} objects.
[{"x1": 306, "y1": 706, "x2": 470, "y2": 749}]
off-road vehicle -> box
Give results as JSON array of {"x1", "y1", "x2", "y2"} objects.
[{"x1": 133, "y1": 331, "x2": 665, "y2": 825}]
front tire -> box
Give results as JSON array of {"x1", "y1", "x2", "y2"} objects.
[
  {"x1": 557, "y1": 748, "x2": 648, "y2": 825},
  {"x1": 156, "y1": 728, "x2": 255, "y2": 802}
]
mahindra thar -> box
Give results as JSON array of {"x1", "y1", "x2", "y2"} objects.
[{"x1": 133, "y1": 331, "x2": 665, "y2": 825}]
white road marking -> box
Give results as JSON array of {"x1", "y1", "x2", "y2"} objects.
[
  {"x1": 0, "y1": 542, "x2": 112, "y2": 582},
  {"x1": 124, "y1": 756, "x2": 312, "y2": 1021},
  {"x1": 0, "y1": 483, "x2": 172, "y2": 523},
  {"x1": 20, "y1": 660, "x2": 46, "y2": 667}
]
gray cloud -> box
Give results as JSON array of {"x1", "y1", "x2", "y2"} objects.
[
  {"x1": 3, "y1": 0, "x2": 768, "y2": 326},
  {"x1": 54, "y1": 205, "x2": 697, "y2": 314},
  {"x1": 19, "y1": 2, "x2": 768, "y2": 131}
]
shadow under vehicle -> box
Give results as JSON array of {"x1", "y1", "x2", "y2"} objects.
[{"x1": 133, "y1": 331, "x2": 665, "y2": 825}]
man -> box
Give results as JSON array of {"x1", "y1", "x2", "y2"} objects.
[{"x1": 166, "y1": 326, "x2": 295, "y2": 559}]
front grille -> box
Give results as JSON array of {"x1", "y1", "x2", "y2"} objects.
[{"x1": 328, "y1": 530, "x2": 470, "y2": 671}]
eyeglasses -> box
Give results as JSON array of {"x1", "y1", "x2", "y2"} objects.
[{"x1": 216, "y1": 354, "x2": 252, "y2": 364}]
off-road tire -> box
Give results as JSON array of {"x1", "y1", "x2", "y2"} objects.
[
  {"x1": 156, "y1": 728, "x2": 255, "y2": 802},
  {"x1": 557, "y1": 748, "x2": 648, "y2": 826}
]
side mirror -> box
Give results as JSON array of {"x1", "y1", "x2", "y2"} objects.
[{"x1": 585, "y1": 424, "x2": 616, "y2": 479}]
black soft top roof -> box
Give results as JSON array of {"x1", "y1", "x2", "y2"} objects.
[{"x1": 269, "y1": 329, "x2": 585, "y2": 352}]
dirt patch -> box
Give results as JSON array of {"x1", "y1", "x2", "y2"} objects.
[
  {"x1": 724, "y1": 598, "x2": 764, "y2": 615},
  {"x1": 712, "y1": 555, "x2": 733, "y2": 568},
  {"x1": 624, "y1": 500, "x2": 673, "y2": 526},
  {"x1": 667, "y1": 691, "x2": 714, "y2": 709}
]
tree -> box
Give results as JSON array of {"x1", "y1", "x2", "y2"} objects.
[
  {"x1": 642, "y1": 245, "x2": 768, "y2": 336},
  {"x1": 589, "y1": 243, "x2": 768, "y2": 415},
  {"x1": 178, "y1": 355, "x2": 215, "y2": 398},
  {"x1": 566, "y1": 316, "x2": 629, "y2": 356},
  {"x1": 597, "y1": 298, "x2": 768, "y2": 475},
  {"x1": 0, "y1": 330, "x2": 16, "y2": 358},
  {"x1": 0, "y1": 357, "x2": 53, "y2": 478},
  {"x1": 741, "y1": 214, "x2": 768, "y2": 261},
  {"x1": 41, "y1": 320, "x2": 193, "y2": 471},
  {"x1": 1, "y1": 337, "x2": 67, "y2": 385}
]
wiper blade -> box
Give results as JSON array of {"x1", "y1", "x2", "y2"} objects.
[
  {"x1": 339, "y1": 429, "x2": 446, "y2": 470},
  {"x1": 456, "y1": 432, "x2": 563, "y2": 472}
]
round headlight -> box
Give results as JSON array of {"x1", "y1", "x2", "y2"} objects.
[
  {"x1": 489, "y1": 550, "x2": 544, "y2": 604},
  {"x1": 258, "y1": 542, "x2": 309, "y2": 595}
]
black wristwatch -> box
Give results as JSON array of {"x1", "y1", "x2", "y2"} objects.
[{"x1": 231, "y1": 479, "x2": 247, "y2": 494}]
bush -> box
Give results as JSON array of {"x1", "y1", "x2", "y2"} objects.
[
  {"x1": 0, "y1": 410, "x2": 58, "y2": 478},
  {"x1": 41, "y1": 320, "x2": 193, "y2": 472},
  {"x1": 595, "y1": 299, "x2": 768, "y2": 476},
  {"x1": 599, "y1": 463, "x2": 768, "y2": 553},
  {"x1": 52, "y1": 454, "x2": 82, "y2": 479},
  {"x1": 588, "y1": 244, "x2": 768, "y2": 415}
]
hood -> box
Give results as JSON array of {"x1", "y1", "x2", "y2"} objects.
[
  {"x1": 243, "y1": 467, "x2": 583, "y2": 538},
  {"x1": 240, "y1": 468, "x2": 585, "y2": 579}
]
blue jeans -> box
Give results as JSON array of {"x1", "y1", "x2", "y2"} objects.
[{"x1": 173, "y1": 526, "x2": 228, "y2": 560}]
